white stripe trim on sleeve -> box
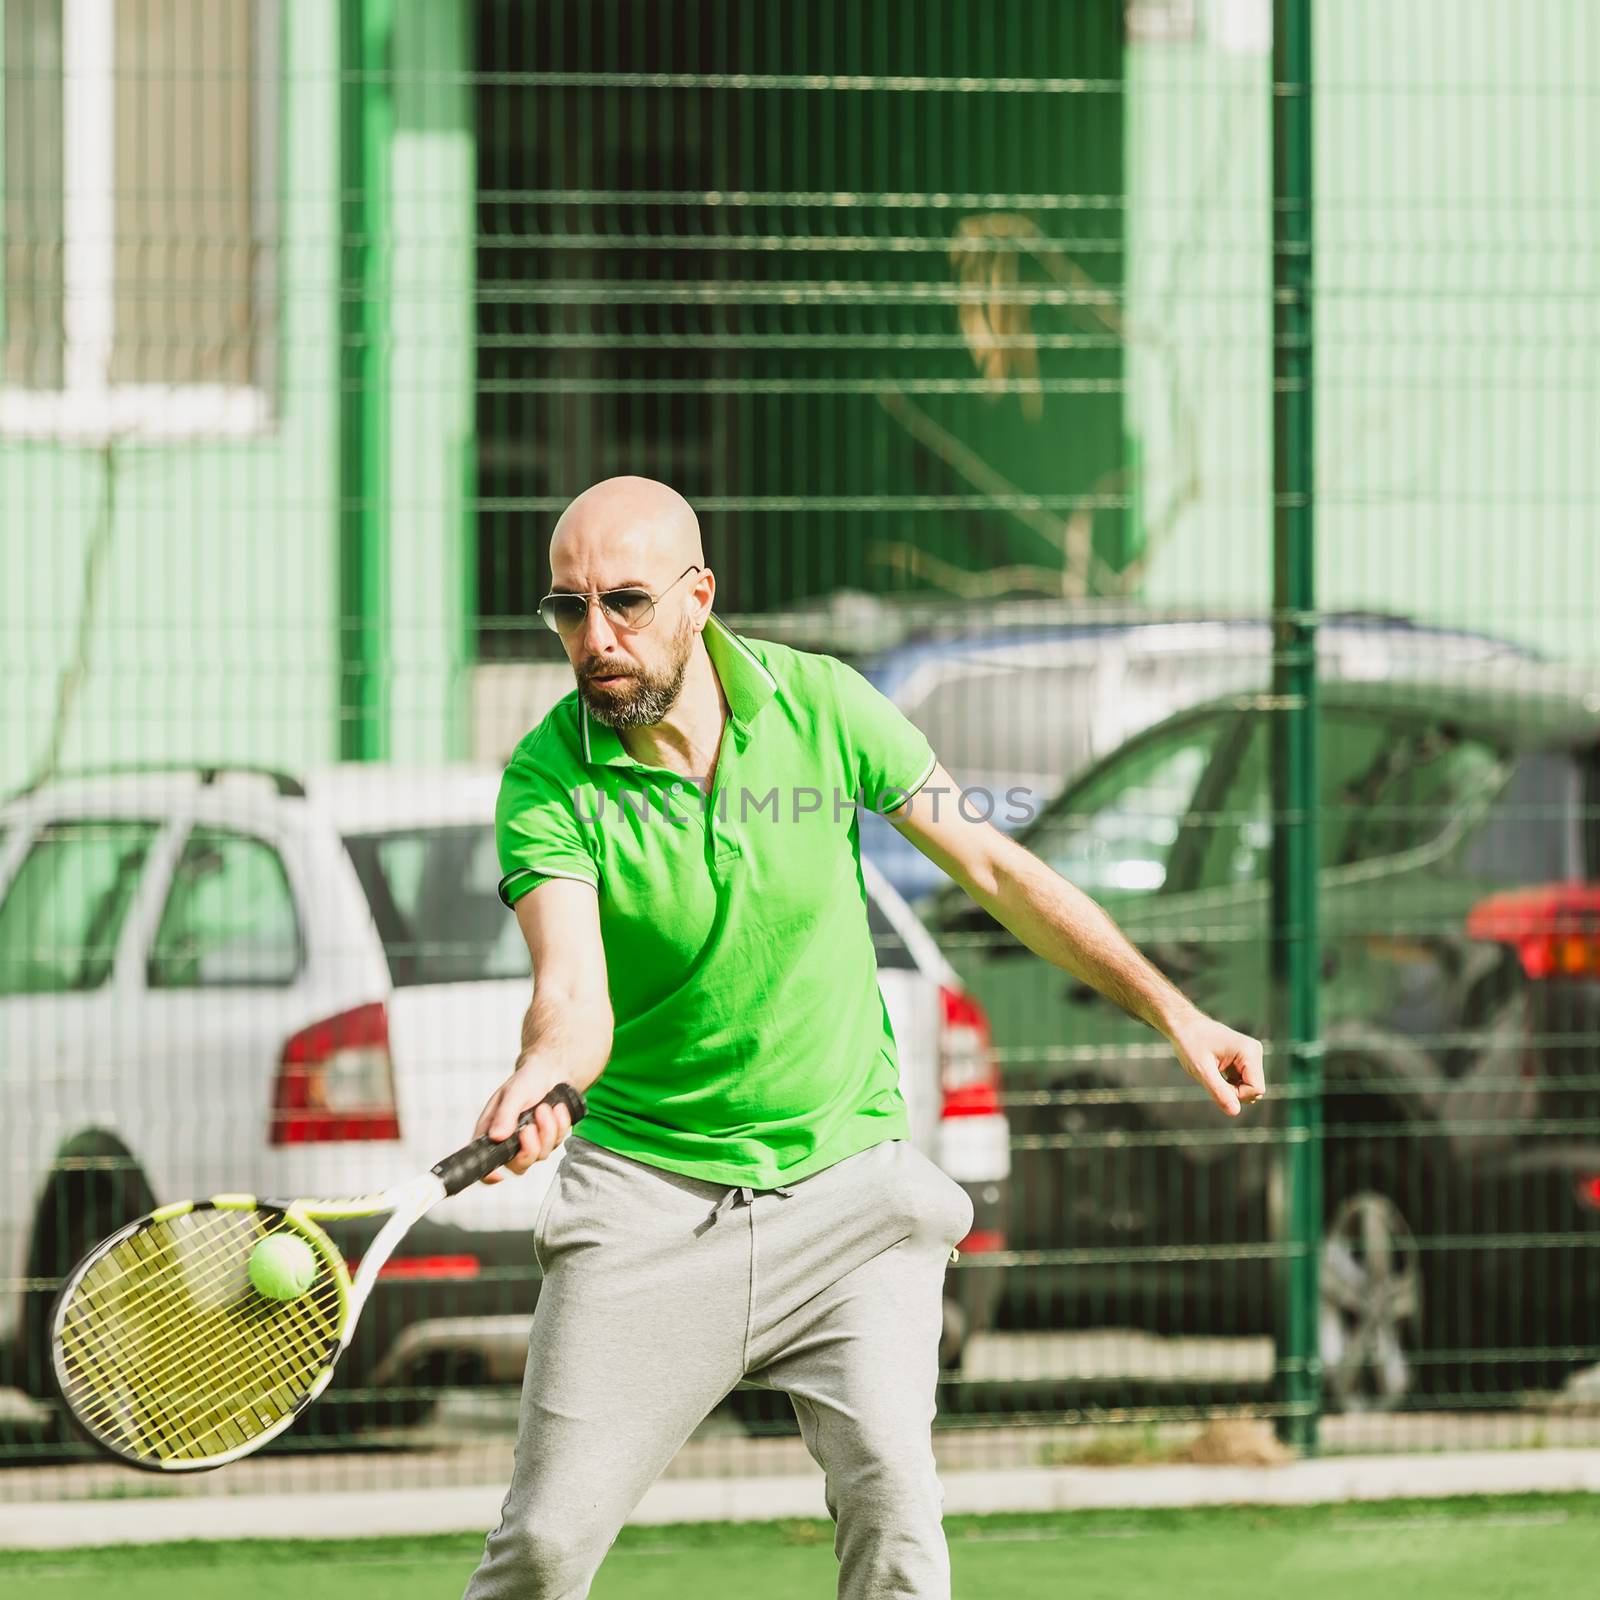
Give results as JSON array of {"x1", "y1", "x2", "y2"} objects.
[
  {"x1": 880, "y1": 750, "x2": 939, "y2": 815},
  {"x1": 500, "y1": 865, "x2": 599, "y2": 905}
]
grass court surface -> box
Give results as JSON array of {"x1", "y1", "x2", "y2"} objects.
[{"x1": 10, "y1": 1494, "x2": 1595, "y2": 1598}]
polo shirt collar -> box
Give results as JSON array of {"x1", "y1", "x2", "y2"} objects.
[{"x1": 579, "y1": 611, "x2": 778, "y2": 768}]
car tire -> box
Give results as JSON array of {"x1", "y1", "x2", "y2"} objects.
[
  {"x1": 19, "y1": 1164, "x2": 153, "y2": 1404},
  {"x1": 1318, "y1": 1142, "x2": 1436, "y2": 1413}
]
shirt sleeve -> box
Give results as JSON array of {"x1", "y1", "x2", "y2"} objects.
[
  {"x1": 829, "y1": 659, "x2": 938, "y2": 815},
  {"x1": 494, "y1": 752, "x2": 600, "y2": 908}
]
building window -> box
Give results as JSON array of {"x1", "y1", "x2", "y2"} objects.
[{"x1": 1, "y1": 0, "x2": 278, "y2": 440}]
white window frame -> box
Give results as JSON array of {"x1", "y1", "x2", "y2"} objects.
[{"x1": 0, "y1": 0, "x2": 277, "y2": 442}]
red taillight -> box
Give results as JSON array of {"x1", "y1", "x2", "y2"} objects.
[
  {"x1": 349, "y1": 1254, "x2": 481, "y2": 1282},
  {"x1": 272, "y1": 1002, "x2": 401, "y2": 1144},
  {"x1": 939, "y1": 985, "x2": 1002, "y2": 1118},
  {"x1": 1577, "y1": 1177, "x2": 1600, "y2": 1212},
  {"x1": 1466, "y1": 884, "x2": 1600, "y2": 981},
  {"x1": 956, "y1": 1228, "x2": 1006, "y2": 1254}
]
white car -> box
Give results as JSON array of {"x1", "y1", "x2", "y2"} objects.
[{"x1": 0, "y1": 764, "x2": 1009, "y2": 1425}]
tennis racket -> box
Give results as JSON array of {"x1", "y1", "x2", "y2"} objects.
[{"x1": 49, "y1": 1082, "x2": 586, "y2": 1472}]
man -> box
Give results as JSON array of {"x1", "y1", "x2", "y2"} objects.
[{"x1": 464, "y1": 476, "x2": 1265, "y2": 1599}]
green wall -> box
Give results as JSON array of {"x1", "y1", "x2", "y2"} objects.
[
  {"x1": 1126, "y1": 0, "x2": 1599, "y2": 663},
  {"x1": 388, "y1": 0, "x2": 476, "y2": 763},
  {"x1": 0, "y1": 0, "x2": 473, "y2": 796}
]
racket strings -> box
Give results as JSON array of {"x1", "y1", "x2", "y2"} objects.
[
  {"x1": 57, "y1": 1208, "x2": 343, "y2": 1466},
  {"x1": 80, "y1": 1213, "x2": 342, "y2": 1456},
  {"x1": 67, "y1": 1211, "x2": 272, "y2": 1321},
  {"x1": 66, "y1": 1221, "x2": 302, "y2": 1397},
  {"x1": 64, "y1": 1215, "x2": 340, "y2": 1462},
  {"x1": 68, "y1": 1216, "x2": 316, "y2": 1361},
  {"x1": 60, "y1": 1219, "x2": 317, "y2": 1461},
  {"x1": 71, "y1": 1260, "x2": 324, "y2": 1444}
]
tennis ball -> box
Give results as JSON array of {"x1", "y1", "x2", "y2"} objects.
[{"x1": 248, "y1": 1232, "x2": 318, "y2": 1301}]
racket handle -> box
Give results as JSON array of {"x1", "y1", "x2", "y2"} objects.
[{"x1": 432, "y1": 1083, "x2": 588, "y2": 1197}]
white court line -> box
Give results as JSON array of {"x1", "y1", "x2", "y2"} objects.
[{"x1": 4, "y1": 1452, "x2": 1600, "y2": 1550}]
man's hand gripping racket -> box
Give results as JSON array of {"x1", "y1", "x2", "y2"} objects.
[{"x1": 49, "y1": 1083, "x2": 585, "y2": 1472}]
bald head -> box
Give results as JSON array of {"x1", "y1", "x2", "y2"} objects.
[
  {"x1": 544, "y1": 476, "x2": 714, "y2": 730},
  {"x1": 549, "y1": 475, "x2": 704, "y2": 587}
]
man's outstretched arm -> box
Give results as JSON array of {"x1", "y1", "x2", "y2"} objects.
[
  {"x1": 887, "y1": 762, "x2": 1266, "y2": 1118},
  {"x1": 472, "y1": 876, "x2": 614, "y2": 1179}
]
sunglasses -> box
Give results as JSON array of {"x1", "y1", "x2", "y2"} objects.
[{"x1": 538, "y1": 564, "x2": 702, "y2": 636}]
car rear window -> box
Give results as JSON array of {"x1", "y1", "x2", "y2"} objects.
[
  {"x1": 898, "y1": 660, "x2": 1099, "y2": 798},
  {"x1": 1458, "y1": 748, "x2": 1597, "y2": 885},
  {"x1": 344, "y1": 827, "x2": 526, "y2": 987},
  {"x1": 0, "y1": 820, "x2": 160, "y2": 994}
]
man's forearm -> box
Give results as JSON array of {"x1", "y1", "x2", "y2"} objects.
[
  {"x1": 515, "y1": 985, "x2": 613, "y2": 1094},
  {"x1": 973, "y1": 835, "x2": 1198, "y2": 1037}
]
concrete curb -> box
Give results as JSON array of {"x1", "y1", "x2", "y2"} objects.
[{"x1": 4, "y1": 1450, "x2": 1598, "y2": 1551}]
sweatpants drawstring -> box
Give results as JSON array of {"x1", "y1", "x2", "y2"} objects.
[{"x1": 699, "y1": 1181, "x2": 796, "y2": 1232}]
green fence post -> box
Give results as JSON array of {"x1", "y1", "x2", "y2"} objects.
[
  {"x1": 339, "y1": 0, "x2": 393, "y2": 761},
  {"x1": 1271, "y1": 0, "x2": 1323, "y2": 1453}
]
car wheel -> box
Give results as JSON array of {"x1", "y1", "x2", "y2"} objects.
[
  {"x1": 20, "y1": 1166, "x2": 152, "y2": 1403},
  {"x1": 1318, "y1": 1147, "x2": 1429, "y2": 1413}
]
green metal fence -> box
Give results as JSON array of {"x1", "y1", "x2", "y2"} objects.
[{"x1": 1, "y1": 0, "x2": 1598, "y2": 1495}]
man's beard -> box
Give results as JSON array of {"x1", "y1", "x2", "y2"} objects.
[{"x1": 577, "y1": 613, "x2": 694, "y2": 729}]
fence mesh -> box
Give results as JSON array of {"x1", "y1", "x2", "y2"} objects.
[{"x1": 2, "y1": 0, "x2": 1598, "y2": 1506}]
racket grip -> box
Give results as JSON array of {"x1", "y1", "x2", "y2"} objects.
[{"x1": 432, "y1": 1083, "x2": 588, "y2": 1197}]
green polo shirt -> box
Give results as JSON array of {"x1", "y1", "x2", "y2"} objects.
[{"x1": 494, "y1": 613, "x2": 938, "y2": 1187}]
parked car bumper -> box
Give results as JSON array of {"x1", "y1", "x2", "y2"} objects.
[{"x1": 318, "y1": 1214, "x2": 544, "y2": 1399}]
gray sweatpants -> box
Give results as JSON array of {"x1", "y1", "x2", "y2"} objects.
[{"x1": 463, "y1": 1133, "x2": 974, "y2": 1600}]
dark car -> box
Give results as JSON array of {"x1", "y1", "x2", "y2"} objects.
[
  {"x1": 926, "y1": 661, "x2": 1600, "y2": 1412},
  {"x1": 857, "y1": 612, "x2": 1534, "y2": 908}
]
